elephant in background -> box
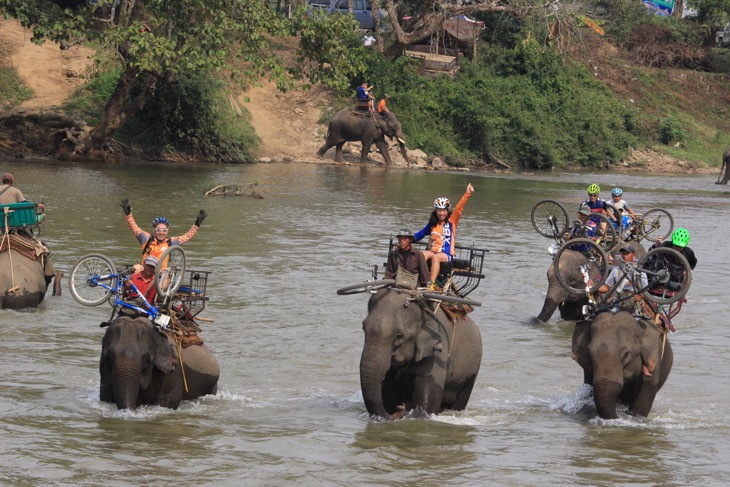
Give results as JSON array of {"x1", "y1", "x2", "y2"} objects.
[
  {"x1": 317, "y1": 109, "x2": 408, "y2": 165},
  {"x1": 717, "y1": 146, "x2": 730, "y2": 184},
  {"x1": 572, "y1": 311, "x2": 672, "y2": 419},
  {"x1": 0, "y1": 246, "x2": 55, "y2": 309},
  {"x1": 100, "y1": 316, "x2": 220, "y2": 410},
  {"x1": 536, "y1": 243, "x2": 646, "y2": 323},
  {"x1": 359, "y1": 288, "x2": 482, "y2": 419}
]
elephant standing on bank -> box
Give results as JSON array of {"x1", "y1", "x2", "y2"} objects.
[
  {"x1": 536, "y1": 243, "x2": 646, "y2": 323},
  {"x1": 359, "y1": 288, "x2": 482, "y2": 419},
  {"x1": 317, "y1": 109, "x2": 408, "y2": 165},
  {"x1": 100, "y1": 317, "x2": 220, "y2": 410},
  {"x1": 572, "y1": 311, "x2": 672, "y2": 419},
  {"x1": 0, "y1": 243, "x2": 55, "y2": 309},
  {"x1": 717, "y1": 146, "x2": 730, "y2": 184}
]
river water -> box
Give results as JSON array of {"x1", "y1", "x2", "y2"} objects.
[{"x1": 1, "y1": 158, "x2": 728, "y2": 486}]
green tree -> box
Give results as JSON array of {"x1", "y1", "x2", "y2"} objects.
[{"x1": 0, "y1": 0, "x2": 290, "y2": 156}]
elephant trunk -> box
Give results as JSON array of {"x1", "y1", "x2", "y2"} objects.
[
  {"x1": 112, "y1": 359, "x2": 142, "y2": 410},
  {"x1": 398, "y1": 140, "x2": 408, "y2": 162},
  {"x1": 593, "y1": 377, "x2": 622, "y2": 419},
  {"x1": 360, "y1": 346, "x2": 393, "y2": 419},
  {"x1": 536, "y1": 295, "x2": 559, "y2": 323}
]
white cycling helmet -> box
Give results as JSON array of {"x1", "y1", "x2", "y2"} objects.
[{"x1": 434, "y1": 197, "x2": 450, "y2": 209}]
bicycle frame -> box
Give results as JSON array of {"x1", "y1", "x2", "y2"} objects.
[{"x1": 90, "y1": 271, "x2": 170, "y2": 327}]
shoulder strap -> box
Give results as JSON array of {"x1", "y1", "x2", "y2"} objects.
[
  {"x1": 0, "y1": 186, "x2": 9, "y2": 197},
  {"x1": 141, "y1": 235, "x2": 155, "y2": 256}
]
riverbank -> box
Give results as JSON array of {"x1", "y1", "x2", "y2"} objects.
[{"x1": 0, "y1": 17, "x2": 722, "y2": 177}]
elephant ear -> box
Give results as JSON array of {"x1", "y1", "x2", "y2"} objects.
[
  {"x1": 414, "y1": 312, "x2": 443, "y2": 362},
  {"x1": 154, "y1": 332, "x2": 177, "y2": 374},
  {"x1": 638, "y1": 320, "x2": 661, "y2": 374}
]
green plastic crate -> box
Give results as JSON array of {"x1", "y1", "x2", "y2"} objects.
[{"x1": 0, "y1": 202, "x2": 43, "y2": 228}]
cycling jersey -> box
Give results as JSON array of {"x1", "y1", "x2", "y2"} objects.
[
  {"x1": 414, "y1": 190, "x2": 472, "y2": 256},
  {"x1": 125, "y1": 214, "x2": 199, "y2": 265}
]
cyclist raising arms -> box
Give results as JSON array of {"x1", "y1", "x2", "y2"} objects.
[
  {"x1": 120, "y1": 198, "x2": 206, "y2": 271},
  {"x1": 413, "y1": 183, "x2": 474, "y2": 290}
]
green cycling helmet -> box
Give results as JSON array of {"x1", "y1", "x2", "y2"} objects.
[
  {"x1": 587, "y1": 184, "x2": 600, "y2": 195},
  {"x1": 672, "y1": 227, "x2": 690, "y2": 247}
]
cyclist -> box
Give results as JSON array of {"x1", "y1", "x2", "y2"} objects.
[
  {"x1": 120, "y1": 198, "x2": 206, "y2": 271},
  {"x1": 120, "y1": 255, "x2": 158, "y2": 317},
  {"x1": 597, "y1": 245, "x2": 649, "y2": 318},
  {"x1": 579, "y1": 184, "x2": 615, "y2": 235},
  {"x1": 384, "y1": 229, "x2": 430, "y2": 289},
  {"x1": 414, "y1": 183, "x2": 474, "y2": 290},
  {"x1": 567, "y1": 206, "x2": 599, "y2": 240},
  {"x1": 649, "y1": 227, "x2": 697, "y2": 290},
  {"x1": 608, "y1": 188, "x2": 636, "y2": 236}
]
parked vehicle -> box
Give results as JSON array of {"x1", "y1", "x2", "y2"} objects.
[{"x1": 306, "y1": 0, "x2": 384, "y2": 30}]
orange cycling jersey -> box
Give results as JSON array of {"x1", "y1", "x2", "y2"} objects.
[
  {"x1": 125, "y1": 214, "x2": 198, "y2": 265},
  {"x1": 413, "y1": 190, "x2": 471, "y2": 256}
]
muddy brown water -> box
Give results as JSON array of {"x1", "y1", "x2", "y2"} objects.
[{"x1": 1, "y1": 158, "x2": 729, "y2": 486}]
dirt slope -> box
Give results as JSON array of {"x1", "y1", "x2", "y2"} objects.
[{"x1": 0, "y1": 18, "x2": 94, "y2": 110}]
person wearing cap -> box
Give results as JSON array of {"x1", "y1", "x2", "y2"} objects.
[
  {"x1": 649, "y1": 227, "x2": 697, "y2": 289},
  {"x1": 121, "y1": 255, "x2": 159, "y2": 316},
  {"x1": 377, "y1": 94, "x2": 390, "y2": 119},
  {"x1": 414, "y1": 183, "x2": 475, "y2": 290},
  {"x1": 566, "y1": 205, "x2": 599, "y2": 240},
  {"x1": 119, "y1": 197, "x2": 207, "y2": 272},
  {"x1": 598, "y1": 245, "x2": 649, "y2": 317},
  {"x1": 384, "y1": 229, "x2": 430, "y2": 288}
]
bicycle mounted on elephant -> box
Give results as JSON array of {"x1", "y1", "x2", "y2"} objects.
[
  {"x1": 69, "y1": 246, "x2": 211, "y2": 332},
  {"x1": 550, "y1": 238, "x2": 692, "y2": 327}
]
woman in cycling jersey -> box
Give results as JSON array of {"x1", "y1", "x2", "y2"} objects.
[
  {"x1": 413, "y1": 183, "x2": 474, "y2": 290},
  {"x1": 119, "y1": 198, "x2": 207, "y2": 271}
]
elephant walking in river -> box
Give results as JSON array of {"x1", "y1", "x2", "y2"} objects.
[
  {"x1": 572, "y1": 311, "x2": 672, "y2": 419},
  {"x1": 317, "y1": 109, "x2": 408, "y2": 165},
  {"x1": 717, "y1": 146, "x2": 730, "y2": 184},
  {"x1": 359, "y1": 288, "x2": 482, "y2": 419},
  {"x1": 0, "y1": 234, "x2": 56, "y2": 309},
  {"x1": 100, "y1": 316, "x2": 220, "y2": 410}
]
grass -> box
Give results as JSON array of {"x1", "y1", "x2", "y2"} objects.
[{"x1": 0, "y1": 66, "x2": 33, "y2": 110}]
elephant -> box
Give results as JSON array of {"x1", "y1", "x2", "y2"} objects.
[
  {"x1": 536, "y1": 243, "x2": 646, "y2": 323},
  {"x1": 717, "y1": 146, "x2": 730, "y2": 184},
  {"x1": 359, "y1": 288, "x2": 482, "y2": 419},
  {"x1": 571, "y1": 311, "x2": 672, "y2": 419},
  {"x1": 317, "y1": 109, "x2": 408, "y2": 165},
  {"x1": 0, "y1": 240, "x2": 56, "y2": 309},
  {"x1": 100, "y1": 316, "x2": 220, "y2": 410}
]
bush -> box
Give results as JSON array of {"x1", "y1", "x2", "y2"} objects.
[
  {"x1": 355, "y1": 39, "x2": 639, "y2": 169},
  {"x1": 0, "y1": 66, "x2": 33, "y2": 110},
  {"x1": 128, "y1": 74, "x2": 259, "y2": 162},
  {"x1": 63, "y1": 69, "x2": 123, "y2": 124},
  {"x1": 659, "y1": 117, "x2": 686, "y2": 145}
]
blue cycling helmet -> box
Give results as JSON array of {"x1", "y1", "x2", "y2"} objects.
[
  {"x1": 152, "y1": 217, "x2": 170, "y2": 227},
  {"x1": 611, "y1": 188, "x2": 623, "y2": 196}
]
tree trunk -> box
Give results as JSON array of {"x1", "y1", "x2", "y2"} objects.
[
  {"x1": 672, "y1": 0, "x2": 683, "y2": 18},
  {"x1": 82, "y1": 67, "x2": 158, "y2": 153},
  {"x1": 371, "y1": 0, "x2": 384, "y2": 52}
]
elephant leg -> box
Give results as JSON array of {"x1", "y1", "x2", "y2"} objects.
[
  {"x1": 335, "y1": 142, "x2": 345, "y2": 163},
  {"x1": 375, "y1": 140, "x2": 391, "y2": 165},
  {"x1": 317, "y1": 143, "x2": 331, "y2": 158},
  {"x1": 360, "y1": 141, "x2": 373, "y2": 163},
  {"x1": 450, "y1": 374, "x2": 477, "y2": 411}
]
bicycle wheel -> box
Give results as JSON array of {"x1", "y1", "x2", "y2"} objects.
[
  {"x1": 337, "y1": 279, "x2": 395, "y2": 295},
  {"x1": 531, "y1": 199, "x2": 568, "y2": 239},
  {"x1": 553, "y1": 238, "x2": 609, "y2": 294},
  {"x1": 640, "y1": 208, "x2": 674, "y2": 242},
  {"x1": 587, "y1": 213, "x2": 619, "y2": 253},
  {"x1": 154, "y1": 246, "x2": 186, "y2": 298},
  {"x1": 638, "y1": 247, "x2": 692, "y2": 304},
  {"x1": 69, "y1": 254, "x2": 117, "y2": 307}
]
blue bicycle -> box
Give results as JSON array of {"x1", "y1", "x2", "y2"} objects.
[{"x1": 68, "y1": 246, "x2": 186, "y2": 327}]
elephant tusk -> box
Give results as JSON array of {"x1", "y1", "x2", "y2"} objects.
[
  {"x1": 397, "y1": 137, "x2": 406, "y2": 145},
  {"x1": 642, "y1": 364, "x2": 652, "y2": 377}
]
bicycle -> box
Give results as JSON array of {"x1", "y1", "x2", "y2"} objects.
[
  {"x1": 553, "y1": 238, "x2": 692, "y2": 321},
  {"x1": 68, "y1": 246, "x2": 186, "y2": 327},
  {"x1": 623, "y1": 208, "x2": 674, "y2": 243},
  {"x1": 531, "y1": 199, "x2": 618, "y2": 254}
]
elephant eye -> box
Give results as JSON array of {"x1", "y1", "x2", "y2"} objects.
[{"x1": 394, "y1": 332, "x2": 405, "y2": 345}]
